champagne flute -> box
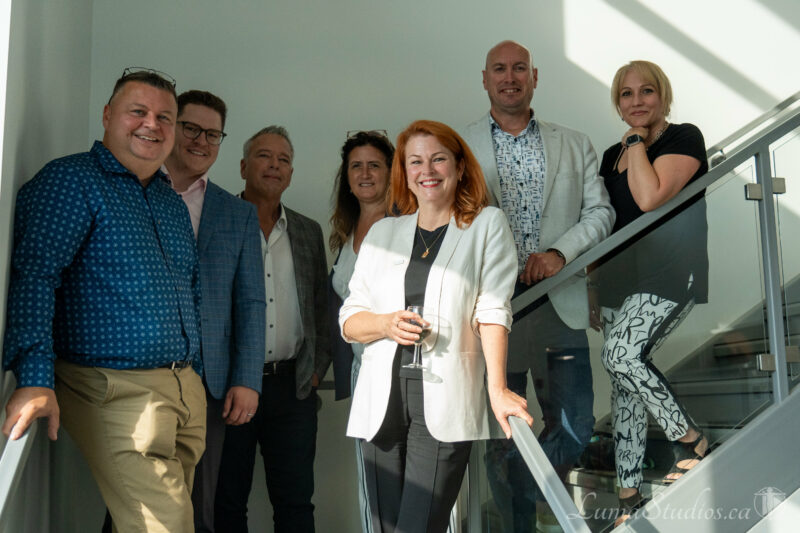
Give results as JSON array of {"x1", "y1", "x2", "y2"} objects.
[{"x1": 402, "y1": 305, "x2": 431, "y2": 369}]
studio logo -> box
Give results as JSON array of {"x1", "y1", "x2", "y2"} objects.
[{"x1": 753, "y1": 487, "x2": 785, "y2": 518}]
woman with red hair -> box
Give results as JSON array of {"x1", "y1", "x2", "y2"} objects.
[{"x1": 340, "y1": 120, "x2": 532, "y2": 532}]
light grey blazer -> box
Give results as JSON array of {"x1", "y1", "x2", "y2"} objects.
[{"x1": 461, "y1": 113, "x2": 614, "y2": 329}]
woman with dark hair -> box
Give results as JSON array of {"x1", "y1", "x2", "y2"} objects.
[
  {"x1": 593, "y1": 60, "x2": 709, "y2": 523},
  {"x1": 340, "y1": 120, "x2": 532, "y2": 533},
  {"x1": 328, "y1": 130, "x2": 394, "y2": 533}
]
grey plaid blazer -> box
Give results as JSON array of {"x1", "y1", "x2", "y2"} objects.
[{"x1": 285, "y1": 206, "x2": 331, "y2": 399}]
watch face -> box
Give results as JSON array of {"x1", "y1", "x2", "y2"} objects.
[{"x1": 626, "y1": 134, "x2": 643, "y2": 147}]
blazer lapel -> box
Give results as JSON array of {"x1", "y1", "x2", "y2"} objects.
[
  {"x1": 478, "y1": 113, "x2": 502, "y2": 206},
  {"x1": 423, "y1": 215, "x2": 464, "y2": 352},
  {"x1": 285, "y1": 207, "x2": 309, "y2": 312},
  {"x1": 539, "y1": 119, "x2": 561, "y2": 208},
  {"x1": 197, "y1": 183, "x2": 222, "y2": 254}
]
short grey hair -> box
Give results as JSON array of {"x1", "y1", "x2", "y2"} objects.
[{"x1": 242, "y1": 125, "x2": 294, "y2": 161}]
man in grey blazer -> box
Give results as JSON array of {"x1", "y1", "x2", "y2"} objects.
[
  {"x1": 215, "y1": 125, "x2": 330, "y2": 533},
  {"x1": 163, "y1": 90, "x2": 266, "y2": 533},
  {"x1": 462, "y1": 40, "x2": 614, "y2": 531}
]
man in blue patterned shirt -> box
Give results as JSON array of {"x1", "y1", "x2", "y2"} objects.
[
  {"x1": 463, "y1": 40, "x2": 614, "y2": 532},
  {"x1": 2, "y1": 69, "x2": 205, "y2": 533}
]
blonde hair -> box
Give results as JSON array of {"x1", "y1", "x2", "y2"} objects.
[{"x1": 611, "y1": 60, "x2": 673, "y2": 117}]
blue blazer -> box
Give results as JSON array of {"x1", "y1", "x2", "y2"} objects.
[{"x1": 197, "y1": 181, "x2": 266, "y2": 399}]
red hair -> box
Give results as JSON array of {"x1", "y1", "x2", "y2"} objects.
[{"x1": 390, "y1": 120, "x2": 488, "y2": 228}]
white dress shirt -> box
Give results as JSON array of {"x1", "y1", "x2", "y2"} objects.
[{"x1": 262, "y1": 205, "x2": 304, "y2": 362}]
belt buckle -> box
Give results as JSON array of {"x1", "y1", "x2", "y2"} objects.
[{"x1": 264, "y1": 361, "x2": 278, "y2": 375}]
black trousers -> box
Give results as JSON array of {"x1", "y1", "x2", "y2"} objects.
[
  {"x1": 193, "y1": 392, "x2": 227, "y2": 533},
  {"x1": 215, "y1": 371, "x2": 317, "y2": 533},
  {"x1": 362, "y1": 369, "x2": 471, "y2": 533}
]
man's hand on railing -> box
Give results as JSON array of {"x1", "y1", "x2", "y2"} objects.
[
  {"x1": 520, "y1": 251, "x2": 565, "y2": 285},
  {"x1": 488, "y1": 386, "x2": 534, "y2": 439},
  {"x1": 2, "y1": 387, "x2": 59, "y2": 441}
]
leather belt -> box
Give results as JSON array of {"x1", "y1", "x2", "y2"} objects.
[
  {"x1": 263, "y1": 359, "x2": 296, "y2": 376},
  {"x1": 160, "y1": 360, "x2": 193, "y2": 370}
]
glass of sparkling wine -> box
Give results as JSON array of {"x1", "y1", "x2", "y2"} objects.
[{"x1": 403, "y1": 305, "x2": 431, "y2": 370}]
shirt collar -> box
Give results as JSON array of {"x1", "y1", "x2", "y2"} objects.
[
  {"x1": 489, "y1": 109, "x2": 537, "y2": 137},
  {"x1": 92, "y1": 141, "x2": 169, "y2": 183},
  {"x1": 275, "y1": 203, "x2": 288, "y2": 231},
  {"x1": 238, "y1": 192, "x2": 288, "y2": 232},
  {"x1": 161, "y1": 164, "x2": 209, "y2": 194}
]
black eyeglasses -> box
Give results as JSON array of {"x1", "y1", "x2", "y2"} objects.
[
  {"x1": 346, "y1": 129, "x2": 389, "y2": 139},
  {"x1": 178, "y1": 121, "x2": 227, "y2": 145},
  {"x1": 121, "y1": 67, "x2": 177, "y2": 88}
]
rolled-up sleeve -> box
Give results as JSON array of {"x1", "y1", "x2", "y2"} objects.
[{"x1": 472, "y1": 209, "x2": 518, "y2": 334}]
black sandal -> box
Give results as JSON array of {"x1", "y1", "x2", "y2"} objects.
[
  {"x1": 664, "y1": 432, "x2": 708, "y2": 484},
  {"x1": 616, "y1": 492, "x2": 649, "y2": 527}
]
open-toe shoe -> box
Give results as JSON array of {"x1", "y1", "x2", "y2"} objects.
[
  {"x1": 615, "y1": 491, "x2": 649, "y2": 527},
  {"x1": 664, "y1": 431, "x2": 708, "y2": 484}
]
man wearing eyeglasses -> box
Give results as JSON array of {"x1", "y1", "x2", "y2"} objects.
[
  {"x1": 2, "y1": 69, "x2": 204, "y2": 532},
  {"x1": 163, "y1": 90, "x2": 266, "y2": 533}
]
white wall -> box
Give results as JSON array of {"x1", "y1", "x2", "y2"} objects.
[
  {"x1": 0, "y1": 1, "x2": 100, "y2": 532},
  {"x1": 86, "y1": 0, "x2": 800, "y2": 258},
  {"x1": 2, "y1": 0, "x2": 800, "y2": 531}
]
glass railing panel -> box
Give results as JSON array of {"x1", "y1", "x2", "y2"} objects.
[
  {"x1": 707, "y1": 91, "x2": 800, "y2": 168},
  {"x1": 480, "y1": 159, "x2": 773, "y2": 532},
  {"x1": 770, "y1": 124, "x2": 800, "y2": 390}
]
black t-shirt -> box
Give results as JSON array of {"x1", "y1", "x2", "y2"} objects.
[
  {"x1": 397, "y1": 223, "x2": 448, "y2": 377},
  {"x1": 596, "y1": 123, "x2": 709, "y2": 307}
]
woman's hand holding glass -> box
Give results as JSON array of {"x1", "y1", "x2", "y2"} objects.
[{"x1": 383, "y1": 308, "x2": 429, "y2": 346}]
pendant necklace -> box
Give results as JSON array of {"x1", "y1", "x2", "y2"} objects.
[
  {"x1": 417, "y1": 225, "x2": 447, "y2": 258},
  {"x1": 646, "y1": 121, "x2": 669, "y2": 150}
]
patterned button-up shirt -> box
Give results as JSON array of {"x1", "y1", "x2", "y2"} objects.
[
  {"x1": 490, "y1": 113, "x2": 546, "y2": 271},
  {"x1": 3, "y1": 142, "x2": 202, "y2": 388}
]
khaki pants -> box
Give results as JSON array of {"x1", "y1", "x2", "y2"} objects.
[{"x1": 55, "y1": 361, "x2": 206, "y2": 533}]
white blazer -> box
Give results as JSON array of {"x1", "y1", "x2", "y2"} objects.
[
  {"x1": 461, "y1": 113, "x2": 615, "y2": 330},
  {"x1": 340, "y1": 207, "x2": 517, "y2": 442}
]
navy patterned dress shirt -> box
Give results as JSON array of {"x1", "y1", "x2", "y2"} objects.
[{"x1": 3, "y1": 142, "x2": 202, "y2": 388}]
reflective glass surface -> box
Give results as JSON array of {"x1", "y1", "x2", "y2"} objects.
[
  {"x1": 466, "y1": 160, "x2": 773, "y2": 532},
  {"x1": 771, "y1": 126, "x2": 800, "y2": 389}
]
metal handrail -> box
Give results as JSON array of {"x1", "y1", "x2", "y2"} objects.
[
  {"x1": 706, "y1": 90, "x2": 800, "y2": 167},
  {"x1": 0, "y1": 421, "x2": 39, "y2": 524},
  {"x1": 511, "y1": 109, "x2": 800, "y2": 316},
  {"x1": 509, "y1": 416, "x2": 591, "y2": 533},
  {"x1": 504, "y1": 92, "x2": 800, "y2": 533}
]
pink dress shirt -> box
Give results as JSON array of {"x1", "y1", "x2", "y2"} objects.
[{"x1": 163, "y1": 166, "x2": 209, "y2": 239}]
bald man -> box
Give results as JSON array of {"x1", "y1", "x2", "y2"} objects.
[{"x1": 462, "y1": 40, "x2": 614, "y2": 531}]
